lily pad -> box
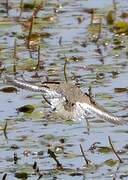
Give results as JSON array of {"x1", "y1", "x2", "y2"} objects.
[
  {"x1": 15, "y1": 172, "x2": 28, "y2": 179},
  {"x1": 0, "y1": 86, "x2": 17, "y2": 93},
  {"x1": 17, "y1": 104, "x2": 35, "y2": 113},
  {"x1": 24, "y1": 111, "x2": 44, "y2": 119},
  {"x1": 98, "y1": 146, "x2": 112, "y2": 153},
  {"x1": 22, "y1": 2, "x2": 36, "y2": 10},
  {"x1": 104, "y1": 159, "x2": 118, "y2": 167},
  {"x1": 114, "y1": 87, "x2": 128, "y2": 93},
  {"x1": 96, "y1": 93, "x2": 113, "y2": 99},
  {"x1": 113, "y1": 21, "x2": 128, "y2": 35},
  {"x1": 120, "y1": 12, "x2": 128, "y2": 19},
  {"x1": 27, "y1": 32, "x2": 51, "y2": 41},
  {"x1": 17, "y1": 58, "x2": 37, "y2": 71}
]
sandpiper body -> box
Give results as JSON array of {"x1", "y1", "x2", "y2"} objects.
[{"x1": 5, "y1": 76, "x2": 124, "y2": 125}]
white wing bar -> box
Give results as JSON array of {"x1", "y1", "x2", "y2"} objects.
[
  {"x1": 76, "y1": 102, "x2": 124, "y2": 125},
  {"x1": 5, "y1": 76, "x2": 61, "y2": 99}
]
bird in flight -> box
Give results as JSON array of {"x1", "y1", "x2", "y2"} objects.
[{"x1": 5, "y1": 76, "x2": 124, "y2": 125}]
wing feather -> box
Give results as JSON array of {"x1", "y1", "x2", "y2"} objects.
[
  {"x1": 5, "y1": 76, "x2": 62, "y2": 99},
  {"x1": 76, "y1": 102, "x2": 124, "y2": 125}
]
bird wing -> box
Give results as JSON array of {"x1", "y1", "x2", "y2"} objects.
[
  {"x1": 5, "y1": 76, "x2": 62, "y2": 99},
  {"x1": 75, "y1": 101, "x2": 124, "y2": 125},
  {"x1": 5, "y1": 76, "x2": 67, "y2": 110}
]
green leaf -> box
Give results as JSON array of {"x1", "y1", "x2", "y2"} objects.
[
  {"x1": 113, "y1": 21, "x2": 128, "y2": 34},
  {"x1": 17, "y1": 105, "x2": 35, "y2": 113},
  {"x1": 104, "y1": 159, "x2": 118, "y2": 167},
  {"x1": 106, "y1": 10, "x2": 114, "y2": 25},
  {"x1": 114, "y1": 87, "x2": 128, "y2": 93},
  {"x1": 15, "y1": 172, "x2": 28, "y2": 179},
  {"x1": 0, "y1": 87, "x2": 17, "y2": 93},
  {"x1": 98, "y1": 146, "x2": 112, "y2": 153},
  {"x1": 24, "y1": 111, "x2": 44, "y2": 119}
]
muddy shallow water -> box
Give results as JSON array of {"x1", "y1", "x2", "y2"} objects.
[{"x1": 0, "y1": 0, "x2": 128, "y2": 179}]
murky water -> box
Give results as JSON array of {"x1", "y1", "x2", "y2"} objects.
[{"x1": 0, "y1": 0, "x2": 128, "y2": 179}]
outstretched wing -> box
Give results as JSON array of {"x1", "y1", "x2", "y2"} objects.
[
  {"x1": 5, "y1": 76, "x2": 64, "y2": 107},
  {"x1": 75, "y1": 102, "x2": 124, "y2": 125}
]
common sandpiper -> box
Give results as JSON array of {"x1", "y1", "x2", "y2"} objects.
[{"x1": 5, "y1": 76, "x2": 124, "y2": 125}]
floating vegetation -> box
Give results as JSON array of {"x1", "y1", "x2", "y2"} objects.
[
  {"x1": 98, "y1": 146, "x2": 112, "y2": 153},
  {"x1": 17, "y1": 104, "x2": 35, "y2": 113},
  {"x1": 113, "y1": 21, "x2": 128, "y2": 35},
  {"x1": 0, "y1": 0, "x2": 128, "y2": 179},
  {"x1": 104, "y1": 159, "x2": 118, "y2": 167},
  {"x1": 22, "y1": 2, "x2": 36, "y2": 10},
  {"x1": 0, "y1": 86, "x2": 17, "y2": 93},
  {"x1": 15, "y1": 172, "x2": 28, "y2": 179},
  {"x1": 114, "y1": 87, "x2": 128, "y2": 93}
]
